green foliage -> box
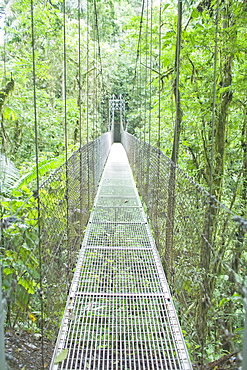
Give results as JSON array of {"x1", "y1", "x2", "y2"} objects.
[
  {"x1": 1, "y1": 188, "x2": 39, "y2": 327},
  {"x1": 15, "y1": 155, "x2": 66, "y2": 189},
  {"x1": 1, "y1": 0, "x2": 247, "y2": 364},
  {"x1": 0, "y1": 153, "x2": 20, "y2": 195}
]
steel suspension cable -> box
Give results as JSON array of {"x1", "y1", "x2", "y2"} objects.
[
  {"x1": 148, "y1": 0, "x2": 153, "y2": 146},
  {"x1": 63, "y1": 0, "x2": 70, "y2": 288},
  {"x1": 63, "y1": 0, "x2": 68, "y2": 160},
  {"x1": 133, "y1": 0, "x2": 145, "y2": 87},
  {"x1": 137, "y1": 1, "x2": 145, "y2": 183},
  {"x1": 146, "y1": 0, "x2": 153, "y2": 216},
  {"x1": 126, "y1": 0, "x2": 145, "y2": 134},
  {"x1": 158, "y1": 0, "x2": 162, "y2": 152},
  {"x1": 86, "y1": 0, "x2": 90, "y2": 143},
  {"x1": 78, "y1": 0, "x2": 84, "y2": 234},
  {"x1": 154, "y1": 0, "x2": 163, "y2": 250},
  {"x1": 78, "y1": 0, "x2": 82, "y2": 149},
  {"x1": 86, "y1": 0, "x2": 90, "y2": 207},
  {"x1": 93, "y1": 14, "x2": 96, "y2": 139},
  {"x1": 30, "y1": 0, "x2": 44, "y2": 367},
  {"x1": 143, "y1": 0, "x2": 149, "y2": 143},
  {"x1": 94, "y1": 0, "x2": 98, "y2": 138},
  {"x1": 155, "y1": 0, "x2": 163, "y2": 249},
  {"x1": 171, "y1": 0, "x2": 182, "y2": 164},
  {"x1": 93, "y1": 0, "x2": 105, "y2": 96},
  {"x1": 139, "y1": 33, "x2": 142, "y2": 141}
]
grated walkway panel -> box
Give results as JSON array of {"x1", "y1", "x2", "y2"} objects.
[{"x1": 50, "y1": 144, "x2": 192, "y2": 370}]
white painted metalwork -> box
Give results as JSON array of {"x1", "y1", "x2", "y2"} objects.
[{"x1": 50, "y1": 143, "x2": 192, "y2": 370}]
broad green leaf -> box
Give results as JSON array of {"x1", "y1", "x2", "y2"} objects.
[
  {"x1": 18, "y1": 278, "x2": 35, "y2": 294},
  {"x1": 3, "y1": 267, "x2": 15, "y2": 276},
  {"x1": 54, "y1": 349, "x2": 68, "y2": 364},
  {"x1": 3, "y1": 106, "x2": 18, "y2": 121},
  {"x1": 15, "y1": 156, "x2": 65, "y2": 189}
]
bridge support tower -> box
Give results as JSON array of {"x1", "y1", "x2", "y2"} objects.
[{"x1": 109, "y1": 95, "x2": 125, "y2": 142}]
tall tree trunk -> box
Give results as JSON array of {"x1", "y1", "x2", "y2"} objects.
[
  {"x1": 165, "y1": 0, "x2": 182, "y2": 283},
  {"x1": 196, "y1": 3, "x2": 235, "y2": 359},
  {"x1": 213, "y1": 54, "x2": 233, "y2": 199}
]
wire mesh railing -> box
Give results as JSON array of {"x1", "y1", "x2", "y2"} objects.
[
  {"x1": 122, "y1": 131, "x2": 247, "y2": 365},
  {"x1": 0, "y1": 132, "x2": 112, "y2": 368},
  {"x1": 49, "y1": 143, "x2": 192, "y2": 370}
]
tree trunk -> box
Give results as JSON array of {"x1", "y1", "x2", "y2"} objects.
[
  {"x1": 196, "y1": 3, "x2": 235, "y2": 359},
  {"x1": 165, "y1": 0, "x2": 182, "y2": 283}
]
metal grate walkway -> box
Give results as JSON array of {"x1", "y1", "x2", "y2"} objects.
[{"x1": 50, "y1": 144, "x2": 192, "y2": 370}]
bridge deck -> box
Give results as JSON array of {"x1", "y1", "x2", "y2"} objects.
[{"x1": 50, "y1": 143, "x2": 192, "y2": 370}]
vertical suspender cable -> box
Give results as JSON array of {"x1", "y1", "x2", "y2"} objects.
[
  {"x1": 63, "y1": 0, "x2": 70, "y2": 285},
  {"x1": 171, "y1": 0, "x2": 182, "y2": 164},
  {"x1": 158, "y1": 0, "x2": 162, "y2": 152},
  {"x1": 127, "y1": 0, "x2": 144, "y2": 134},
  {"x1": 139, "y1": 32, "x2": 142, "y2": 142},
  {"x1": 78, "y1": 0, "x2": 82, "y2": 150},
  {"x1": 93, "y1": 0, "x2": 105, "y2": 134},
  {"x1": 78, "y1": 0, "x2": 83, "y2": 234},
  {"x1": 143, "y1": 0, "x2": 149, "y2": 143},
  {"x1": 86, "y1": 0, "x2": 90, "y2": 207},
  {"x1": 133, "y1": 1, "x2": 145, "y2": 88},
  {"x1": 138, "y1": 1, "x2": 144, "y2": 143},
  {"x1": 86, "y1": 0, "x2": 90, "y2": 144},
  {"x1": 155, "y1": 0, "x2": 162, "y2": 250},
  {"x1": 138, "y1": 2, "x2": 144, "y2": 183},
  {"x1": 63, "y1": 0, "x2": 68, "y2": 161},
  {"x1": 148, "y1": 0, "x2": 153, "y2": 146},
  {"x1": 93, "y1": 0, "x2": 103, "y2": 108},
  {"x1": 93, "y1": 8, "x2": 96, "y2": 140},
  {"x1": 146, "y1": 0, "x2": 153, "y2": 215},
  {"x1": 94, "y1": 0, "x2": 99, "y2": 139},
  {"x1": 92, "y1": 3, "x2": 96, "y2": 190},
  {"x1": 30, "y1": 0, "x2": 44, "y2": 367}
]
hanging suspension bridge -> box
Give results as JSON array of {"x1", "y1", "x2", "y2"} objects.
[
  {"x1": 1, "y1": 0, "x2": 247, "y2": 369},
  {"x1": 50, "y1": 140, "x2": 191, "y2": 370},
  {"x1": 1, "y1": 95, "x2": 247, "y2": 370}
]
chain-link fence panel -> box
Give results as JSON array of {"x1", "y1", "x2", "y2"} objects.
[
  {"x1": 122, "y1": 131, "x2": 247, "y2": 365},
  {"x1": 1, "y1": 132, "x2": 112, "y2": 367}
]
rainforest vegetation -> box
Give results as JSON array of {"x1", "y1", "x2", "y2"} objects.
[{"x1": 0, "y1": 0, "x2": 247, "y2": 367}]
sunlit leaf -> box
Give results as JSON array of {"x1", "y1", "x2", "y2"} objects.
[
  {"x1": 28, "y1": 313, "x2": 37, "y2": 322},
  {"x1": 3, "y1": 267, "x2": 15, "y2": 276},
  {"x1": 54, "y1": 349, "x2": 68, "y2": 364},
  {"x1": 2, "y1": 106, "x2": 18, "y2": 121}
]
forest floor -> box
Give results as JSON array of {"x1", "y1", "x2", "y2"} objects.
[
  {"x1": 4, "y1": 329, "x2": 240, "y2": 370},
  {"x1": 194, "y1": 352, "x2": 240, "y2": 370},
  {"x1": 5, "y1": 329, "x2": 54, "y2": 369}
]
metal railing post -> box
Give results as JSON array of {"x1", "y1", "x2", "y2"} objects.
[{"x1": 0, "y1": 269, "x2": 7, "y2": 369}]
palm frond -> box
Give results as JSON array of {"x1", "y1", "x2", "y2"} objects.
[
  {"x1": 0, "y1": 153, "x2": 20, "y2": 195},
  {"x1": 15, "y1": 155, "x2": 65, "y2": 189}
]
